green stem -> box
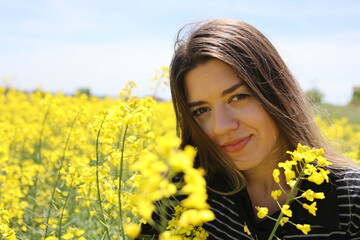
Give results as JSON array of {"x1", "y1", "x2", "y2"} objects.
[
  {"x1": 58, "y1": 177, "x2": 74, "y2": 239},
  {"x1": 267, "y1": 168, "x2": 306, "y2": 240},
  {"x1": 159, "y1": 198, "x2": 170, "y2": 232},
  {"x1": 36, "y1": 104, "x2": 51, "y2": 164},
  {"x1": 30, "y1": 104, "x2": 50, "y2": 239},
  {"x1": 117, "y1": 124, "x2": 128, "y2": 239},
  {"x1": 44, "y1": 110, "x2": 81, "y2": 238},
  {"x1": 115, "y1": 128, "x2": 124, "y2": 177},
  {"x1": 95, "y1": 113, "x2": 112, "y2": 240}
]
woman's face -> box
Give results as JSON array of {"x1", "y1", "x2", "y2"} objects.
[{"x1": 184, "y1": 59, "x2": 285, "y2": 171}]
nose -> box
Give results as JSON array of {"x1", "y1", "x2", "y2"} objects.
[{"x1": 213, "y1": 106, "x2": 239, "y2": 136}]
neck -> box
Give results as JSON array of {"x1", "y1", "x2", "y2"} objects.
[
  {"x1": 244, "y1": 165, "x2": 291, "y2": 219},
  {"x1": 241, "y1": 141, "x2": 291, "y2": 217},
  {"x1": 243, "y1": 135, "x2": 289, "y2": 191},
  {"x1": 243, "y1": 143, "x2": 286, "y2": 189},
  {"x1": 243, "y1": 159, "x2": 280, "y2": 193}
]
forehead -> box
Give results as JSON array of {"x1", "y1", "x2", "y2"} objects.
[{"x1": 184, "y1": 59, "x2": 242, "y2": 101}]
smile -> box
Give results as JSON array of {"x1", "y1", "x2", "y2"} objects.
[{"x1": 221, "y1": 135, "x2": 252, "y2": 153}]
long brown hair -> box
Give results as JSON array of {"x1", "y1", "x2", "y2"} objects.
[{"x1": 170, "y1": 19, "x2": 357, "y2": 194}]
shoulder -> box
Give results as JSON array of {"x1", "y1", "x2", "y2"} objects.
[
  {"x1": 328, "y1": 166, "x2": 360, "y2": 202},
  {"x1": 329, "y1": 167, "x2": 360, "y2": 231},
  {"x1": 329, "y1": 166, "x2": 360, "y2": 188}
]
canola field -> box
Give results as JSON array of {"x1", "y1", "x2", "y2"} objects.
[{"x1": 0, "y1": 82, "x2": 359, "y2": 240}]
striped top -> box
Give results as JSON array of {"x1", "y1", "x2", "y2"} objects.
[{"x1": 204, "y1": 167, "x2": 360, "y2": 240}]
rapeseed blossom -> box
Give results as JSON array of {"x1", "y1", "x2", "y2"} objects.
[
  {"x1": 302, "y1": 202, "x2": 317, "y2": 216},
  {"x1": 314, "y1": 116, "x2": 360, "y2": 163},
  {"x1": 0, "y1": 85, "x2": 213, "y2": 240},
  {"x1": 123, "y1": 223, "x2": 141, "y2": 238},
  {"x1": 253, "y1": 143, "x2": 344, "y2": 239},
  {"x1": 166, "y1": 205, "x2": 213, "y2": 240},
  {"x1": 244, "y1": 223, "x2": 251, "y2": 236},
  {"x1": 271, "y1": 190, "x2": 282, "y2": 200},
  {"x1": 280, "y1": 205, "x2": 292, "y2": 217},
  {"x1": 296, "y1": 224, "x2": 311, "y2": 235},
  {"x1": 301, "y1": 189, "x2": 325, "y2": 201},
  {"x1": 255, "y1": 207, "x2": 268, "y2": 219},
  {"x1": 0, "y1": 209, "x2": 17, "y2": 240},
  {"x1": 0, "y1": 80, "x2": 359, "y2": 240},
  {"x1": 272, "y1": 169, "x2": 280, "y2": 183}
]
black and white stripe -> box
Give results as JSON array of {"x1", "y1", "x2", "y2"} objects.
[{"x1": 204, "y1": 167, "x2": 360, "y2": 240}]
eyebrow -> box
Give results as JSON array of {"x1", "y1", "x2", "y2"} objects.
[
  {"x1": 187, "y1": 82, "x2": 245, "y2": 108},
  {"x1": 221, "y1": 82, "x2": 244, "y2": 97}
]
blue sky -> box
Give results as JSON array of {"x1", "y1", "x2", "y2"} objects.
[{"x1": 1, "y1": 0, "x2": 359, "y2": 105}]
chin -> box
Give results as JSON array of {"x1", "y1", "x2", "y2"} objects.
[{"x1": 233, "y1": 161, "x2": 257, "y2": 171}]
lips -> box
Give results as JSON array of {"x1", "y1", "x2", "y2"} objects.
[{"x1": 221, "y1": 135, "x2": 252, "y2": 153}]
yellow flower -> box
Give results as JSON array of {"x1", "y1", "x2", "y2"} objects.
[
  {"x1": 0, "y1": 222, "x2": 17, "y2": 240},
  {"x1": 45, "y1": 237, "x2": 59, "y2": 240},
  {"x1": 166, "y1": 205, "x2": 211, "y2": 239},
  {"x1": 255, "y1": 206, "x2": 268, "y2": 219},
  {"x1": 304, "y1": 164, "x2": 317, "y2": 175},
  {"x1": 159, "y1": 231, "x2": 182, "y2": 240},
  {"x1": 301, "y1": 189, "x2": 325, "y2": 201},
  {"x1": 284, "y1": 169, "x2": 296, "y2": 183},
  {"x1": 296, "y1": 224, "x2": 311, "y2": 234},
  {"x1": 303, "y1": 202, "x2": 317, "y2": 216},
  {"x1": 278, "y1": 160, "x2": 297, "y2": 170},
  {"x1": 178, "y1": 209, "x2": 215, "y2": 226},
  {"x1": 123, "y1": 223, "x2": 141, "y2": 239},
  {"x1": 281, "y1": 204, "x2": 292, "y2": 217},
  {"x1": 272, "y1": 169, "x2": 280, "y2": 183},
  {"x1": 316, "y1": 156, "x2": 332, "y2": 167},
  {"x1": 307, "y1": 171, "x2": 325, "y2": 185},
  {"x1": 287, "y1": 143, "x2": 321, "y2": 164},
  {"x1": 271, "y1": 190, "x2": 282, "y2": 200},
  {"x1": 319, "y1": 168, "x2": 330, "y2": 182},
  {"x1": 314, "y1": 192, "x2": 325, "y2": 199},
  {"x1": 7, "y1": 75, "x2": 358, "y2": 239},
  {"x1": 279, "y1": 217, "x2": 289, "y2": 226},
  {"x1": 62, "y1": 232, "x2": 75, "y2": 240},
  {"x1": 244, "y1": 223, "x2": 251, "y2": 235},
  {"x1": 287, "y1": 179, "x2": 297, "y2": 188},
  {"x1": 133, "y1": 197, "x2": 155, "y2": 220},
  {"x1": 244, "y1": 223, "x2": 251, "y2": 236}
]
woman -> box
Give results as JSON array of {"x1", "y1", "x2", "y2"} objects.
[{"x1": 170, "y1": 19, "x2": 360, "y2": 239}]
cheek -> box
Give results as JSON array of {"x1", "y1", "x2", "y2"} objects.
[
  {"x1": 267, "y1": 121, "x2": 280, "y2": 141},
  {"x1": 249, "y1": 105, "x2": 279, "y2": 139},
  {"x1": 197, "y1": 120, "x2": 214, "y2": 139},
  {"x1": 261, "y1": 115, "x2": 280, "y2": 142}
]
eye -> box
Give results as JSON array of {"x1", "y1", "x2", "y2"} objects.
[
  {"x1": 229, "y1": 93, "x2": 250, "y2": 102},
  {"x1": 192, "y1": 107, "x2": 209, "y2": 117}
]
